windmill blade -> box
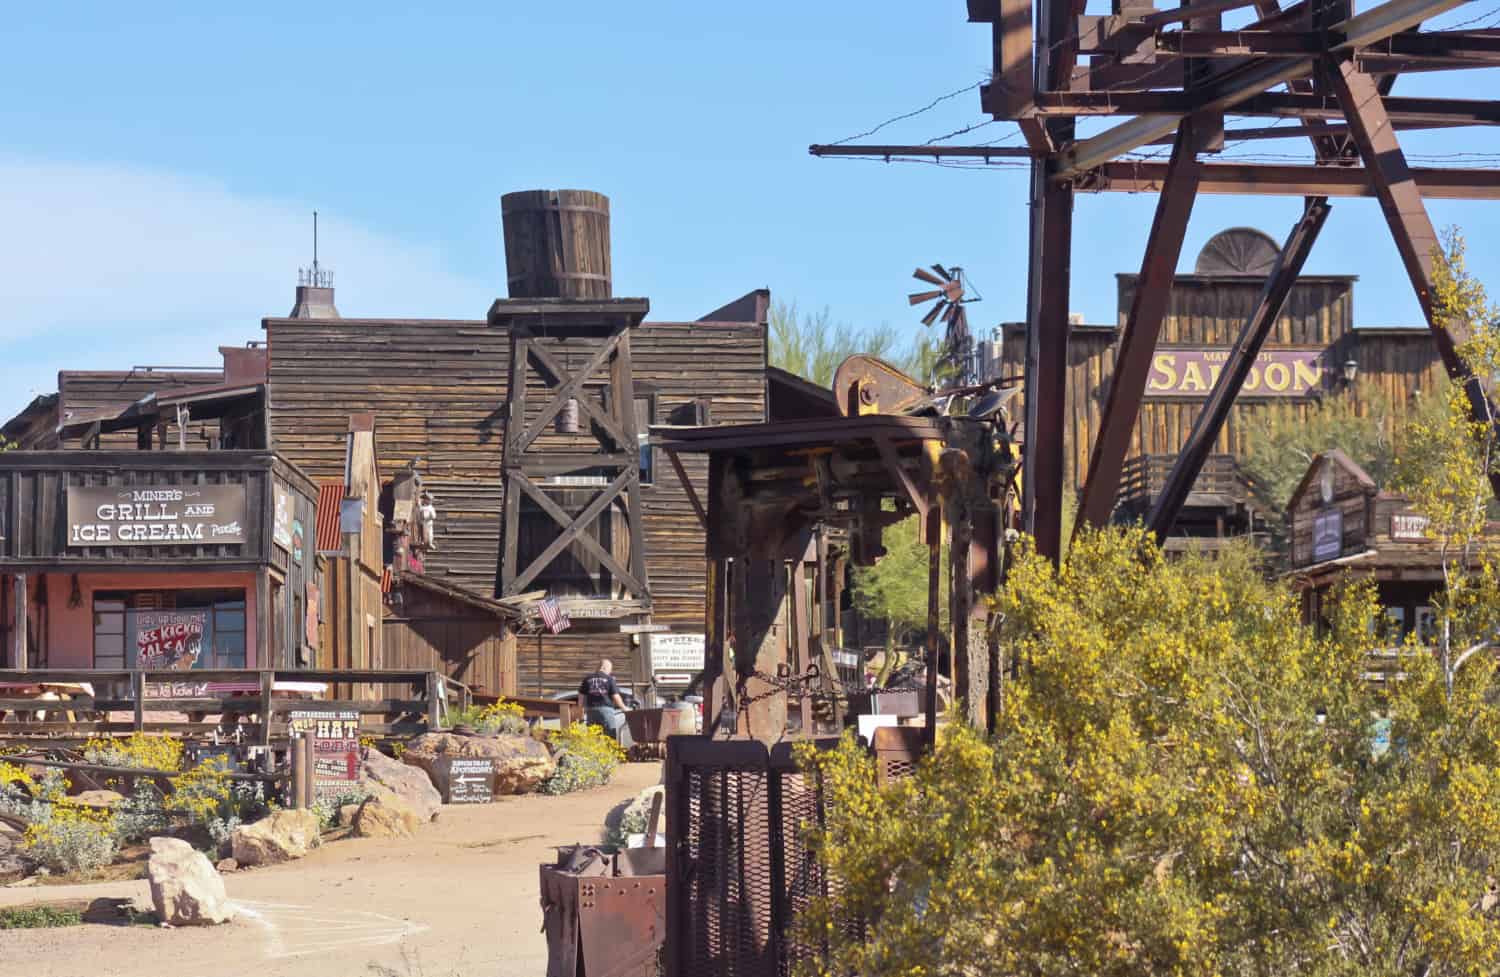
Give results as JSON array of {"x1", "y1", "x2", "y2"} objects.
[
  {"x1": 931, "y1": 263, "x2": 952, "y2": 282},
  {"x1": 908, "y1": 289, "x2": 945, "y2": 306},
  {"x1": 920, "y1": 301, "x2": 947, "y2": 327},
  {"x1": 912, "y1": 267, "x2": 946, "y2": 286},
  {"x1": 942, "y1": 302, "x2": 960, "y2": 325}
]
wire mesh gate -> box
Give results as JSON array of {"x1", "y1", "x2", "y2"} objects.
[{"x1": 663, "y1": 737, "x2": 842, "y2": 977}]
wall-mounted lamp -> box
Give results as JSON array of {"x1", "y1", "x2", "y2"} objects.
[
  {"x1": 68, "y1": 574, "x2": 82, "y2": 609},
  {"x1": 1342, "y1": 358, "x2": 1359, "y2": 385}
]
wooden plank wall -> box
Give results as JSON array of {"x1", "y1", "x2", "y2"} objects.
[
  {"x1": 265, "y1": 317, "x2": 765, "y2": 628},
  {"x1": 59, "y1": 370, "x2": 224, "y2": 450},
  {"x1": 512, "y1": 629, "x2": 634, "y2": 697},
  {"x1": 999, "y1": 276, "x2": 1444, "y2": 495},
  {"x1": 381, "y1": 583, "x2": 516, "y2": 696}
]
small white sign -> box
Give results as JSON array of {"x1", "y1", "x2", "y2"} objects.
[
  {"x1": 1391, "y1": 512, "x2": 1430, "y2": 540},
  {"x1": 648, "y1": 633, "x2": 706, "y2": 674}
]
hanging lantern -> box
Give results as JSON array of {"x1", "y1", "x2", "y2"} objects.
[{"x1": 556, "y1": 397, "x2": 580, "y2": 434}]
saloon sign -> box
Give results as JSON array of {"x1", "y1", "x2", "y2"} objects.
[
  {"x1": 67, "y1": 484, "x2": 247, "y2": 546},
  {"x1": 1148, "y1": 348, "x2": 1329, "y2": 398}
]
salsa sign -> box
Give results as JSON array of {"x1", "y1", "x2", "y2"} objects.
[
  {"x1": 1148, "y1": 348, "x2": 1329, "y2": 398},
  {"x1": 68, "y1": 485, "x2": 246, "y2": 546},
  {"x1": 135, "y1": 611, "x2": 206, "y2": 670}
]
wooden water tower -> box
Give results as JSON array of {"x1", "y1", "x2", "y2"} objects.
[{"x1": 491, "y1": 190, "x2": 651, "y2": 614}]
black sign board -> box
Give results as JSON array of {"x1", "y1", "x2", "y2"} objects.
[{"x1": 439, "y1": 757, "x2": 495, "y2": 804}]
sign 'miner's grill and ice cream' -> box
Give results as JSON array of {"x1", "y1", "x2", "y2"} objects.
[{"x1": 67, "y1": 485, "x2": 247, "y2": 546}]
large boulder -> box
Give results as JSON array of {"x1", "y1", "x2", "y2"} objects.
[
  {"x1": 147, "y1": 837, "x2": 234, "y2": 926},
  {"x1": 230, "y1": 809, "x2": 322, "y2": 867},
  {"x1": 71, "y1": 790, "x2": 126, "y2": 809},
  {"x1": 402, "y1": 732, "x2": 555, "y2": 797},
  {"x1": 360, "y1": 747, "x2": 441, "y2": 822},
  {"x1": 351, "y1": 795, "x2": 421, "y2": 839}
]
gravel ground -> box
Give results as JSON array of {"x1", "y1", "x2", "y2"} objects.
[{"x1": 0, "y1": 761, "x2": 662, "y2": 977}]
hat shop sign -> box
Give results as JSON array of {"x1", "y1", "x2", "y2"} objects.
[{"x1": 67, "y1": 485, "x2": 247, "y2": 546}]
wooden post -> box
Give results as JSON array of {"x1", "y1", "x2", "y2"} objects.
[
  {"x1": 290, "y1": 735, "x2": 308, "y2": 809},
  {"x1": 259, "y1": 669, "x2": 274, "y2": 750},
  {"x1": 734, "y1": 557, "x2": 788, "y2": 743},
  {"x1": 12, "y1": 574, "x2": 27, "y2": 672},
  {"x1": 131, "y1": 669, "x2": 144, "y2": 733},
  {"x1": 703, "y1": 556, "x2": 730, "y2": 736},
  {"x1": 425, "y1": 671, "x2": 440, "y2": 730},
  {"x1": 949, "y1": 503, "x2": 989, "y2": 729},
  {"x1": 923, "y1": 505, "x2": 941, "y2": 750}
]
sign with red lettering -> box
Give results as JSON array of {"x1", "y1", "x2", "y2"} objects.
[
  {"x1": 1147, "y1": 348, "x2": 1329, "y2": 398},
  {"x1": 289, "y1": 709, "x2": 361, "y2": 799},
  {"x1": 135, "y1": 611, "x2": 206, "y2": 670}
]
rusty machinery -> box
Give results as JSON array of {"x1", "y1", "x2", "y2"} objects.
[{"x1": 659, "y1": 354, "x2": 1020, "y2": 743}]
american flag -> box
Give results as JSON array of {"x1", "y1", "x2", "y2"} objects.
[{"x1": 538, "y1": 597, "x2": 571, "y2": 634}]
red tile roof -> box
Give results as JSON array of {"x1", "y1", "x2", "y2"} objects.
[{"x1": 315, "y1": 482, "x2": 345, "y2": 553}]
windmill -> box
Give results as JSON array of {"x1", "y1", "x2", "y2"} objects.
[{"x1": 909, "y1": 264, "x2": 979, "y2": 387}]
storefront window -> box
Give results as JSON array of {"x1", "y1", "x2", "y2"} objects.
[{"x1": 92, "y1": 589, "x2": 248, "y2": 670}]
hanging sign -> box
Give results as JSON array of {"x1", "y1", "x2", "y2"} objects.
[
  {"x1": 1312, "y1": 509, "x2": 1344, "y2": 562},
  {"x1": 135, "y1": 611, "x2": 207, "y2": 670},
  {"x1": 273, "y1": 483, "x2": 293, "y2": 551},
  {"x1": 1147, "y1": 348, "x2": 1329, "y2": 398},
  {"x1": 306, "y1": 582, "x2": 320, "y2": 648},
  {"x1": 291, "y1": 519, "x2": 305, "y2": 565},
  {"x1": 67, "y1": 485, "x2": 246, "y2": 546}
]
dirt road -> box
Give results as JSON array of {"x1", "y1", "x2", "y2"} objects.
[{"x1": 0, "y1": 762, "x2": 662, "y2": 977}]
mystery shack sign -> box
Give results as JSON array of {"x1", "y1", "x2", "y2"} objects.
[
  {"x1": 67, "y1": 484, "x2": 247, "y2": 547},
  {"x1": 1147, "y1": 348, "x2": 1330, "y2": 398}
]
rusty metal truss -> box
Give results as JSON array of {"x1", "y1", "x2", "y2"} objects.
[{"x1": 813, "y1": 1, "x2": 1500, "y2": 558}]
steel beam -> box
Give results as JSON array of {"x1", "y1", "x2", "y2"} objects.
[
  {"x1": 1328, "y1": 55, "x2": 1500, "y2": 484},
  {"x1": 1147, "y1": 197, "x2": 1331, "y2": 540},
  {"x1": 1021, "y1": 153, "x2": 1075, "y2": 562},
  {"x1": 1077, "y1": 160, "x2": 1500, "y2": 197},
  {"x1": 1037, "y1": 91, "x2": 1500, "y2": 124},
  {"x1": 1334, "y1": 0, "x2": 1466, "y2": 50},
  {"x1": 1074, "y1": 123, "x2": 1203, "y2": 534},
  {"x1": 1054, "y1": 57, "x2": 1312, "y2": 177}
]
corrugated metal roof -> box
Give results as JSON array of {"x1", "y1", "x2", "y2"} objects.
[{"x1": 316, "y1": 482, "x2": 345, "y2": 553}]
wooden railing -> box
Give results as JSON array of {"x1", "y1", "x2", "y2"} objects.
[
  {"x1": 505, "y1": 694, "x2": 575, "y2": 728},
  {"x1": 0, "y1": 668, "x2": 471, "y2": 743},
  {"x1": 1116, "y1": 453, "x2": 1252, "y2": 516}
]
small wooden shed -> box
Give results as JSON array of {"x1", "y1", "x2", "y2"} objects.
[{"x1": 383, "y1": 571, "x2": 518, "y2": 698}]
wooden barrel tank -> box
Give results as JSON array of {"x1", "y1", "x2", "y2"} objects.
[{"x1": 500, "y1": 189, "x2": 611, "y2": 299}]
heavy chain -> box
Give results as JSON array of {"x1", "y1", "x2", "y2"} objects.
[{"x1": 732, "y1": 665, "x2": 866, "y2": 717}]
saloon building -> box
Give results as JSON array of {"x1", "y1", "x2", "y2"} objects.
[{"x1": 986, "y1": 226, "x2": 1447, "y2": 547}]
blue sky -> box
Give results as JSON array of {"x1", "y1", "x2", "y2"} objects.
[{"x1": 3, "y1": 2, "x2": 1499, "y2": 420}]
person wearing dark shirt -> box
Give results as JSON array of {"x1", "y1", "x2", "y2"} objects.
[{"x1": 577, "y1": 658, "x2": 632, "y2": 746}]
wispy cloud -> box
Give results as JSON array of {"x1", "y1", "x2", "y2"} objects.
[{"x1": 0, "y1": 156, "x2": 493, "y2": 419}]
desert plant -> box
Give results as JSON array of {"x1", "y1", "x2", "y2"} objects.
[
  {"x1": 449, "y1": 699, "x2": 528, "y2": 736},
  {"x1": 83, "y1": 733, "x2": 183, "y2": 773},
  {"x1": 0, "y1": 905, "x2": 83, "y2": 929},
  {"x1": 313, "y1": 787, "x2": 375, "y2": 829},
  {"x1": 22, "y1": 805, "x2": 119, "y2": 877},
  {"x1": 543, "y1": 724, "x2": 626, "y2": 795}
]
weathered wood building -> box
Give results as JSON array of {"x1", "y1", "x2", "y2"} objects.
[
  {"x1": 261, "y1": 193, "x2": 771, "y2": 694},
  {"x1": 987, "y1": 227, "x2": 1447, "y2": 520},
  {"x1": 0, "y1": 448, "x2": 320, "y2": 673}
]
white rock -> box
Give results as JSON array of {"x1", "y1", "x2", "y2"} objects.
[{"x1": 147, "y1": 837, "x2": 234, "y2": 926}]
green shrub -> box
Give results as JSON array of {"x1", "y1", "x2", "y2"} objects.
[
  {"x1": 0, "y1": 905, "x2": 82, "y2": 929},
  {"x1": 313, "y1": 788, "x2": 374, "y2": 829},
  {"x1": 543, "y1": 725, "x2": 625, "y2": 795}
]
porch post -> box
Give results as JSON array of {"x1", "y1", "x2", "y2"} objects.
[{"x1": 13, "y1": 573, "x2": 28, "y2": 672}]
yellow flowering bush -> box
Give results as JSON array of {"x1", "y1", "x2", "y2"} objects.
[
  {"x1": 543, "y1": 724, "x2": 626, "y2": 795},
  {"x1": 23, "y1": 804, "x2": 118, "y2": 876},
  {"x1": 83, "y1": 733, "x2": 183, "y2": 773},
  {"x1": 451, "y1": 698, "x2": 529, "y2": 736},
  {"x1": 797, "y1": 527, "x2": 1500, "y2": 977}
]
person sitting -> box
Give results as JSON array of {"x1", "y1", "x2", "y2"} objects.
[{"x1": 577, "y1": 659, "x2": 633, "y2": 747}]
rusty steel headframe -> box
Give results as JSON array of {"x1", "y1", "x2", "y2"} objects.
[{"x1": 812, "y1": 0, "x2": 1500, "y2": 559}]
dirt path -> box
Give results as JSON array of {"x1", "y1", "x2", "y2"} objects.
[{"x1": 0, "y1": 761, "x2": 662, "y2": 977}]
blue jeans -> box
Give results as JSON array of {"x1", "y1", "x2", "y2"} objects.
[{"x1": 586, "y1": 705, "x2": 633, "y2": 748}]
